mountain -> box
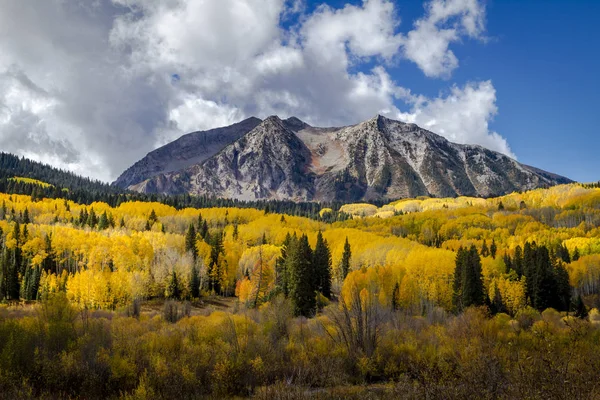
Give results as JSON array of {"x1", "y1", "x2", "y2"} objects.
[
  {"x1": 113, "y1": 117, "x2": 262, "y2": 189},
  {"x1": 117, "y1": 115, "x2": 572, "y2": 201}
]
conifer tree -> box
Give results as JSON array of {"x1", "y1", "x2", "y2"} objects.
[
  {"x1": 276, "y1": 232, "x2": 293, "y2": 296},
  {"x1": 289, "y1": 234, "x2": 316, "y2": 317},
  {"x1": 208, "y1": 232, "x2": 224, "y2": 294},
  {"x1": 481, "y1": 239, "x2": 489, "y2": 257},
  {"x1": 165, "y1": 271, "x2": 181, "y2": 300},
  {"x1": 23, "y1": 207, "x2": 30, "y2": 224},
  {"x1": 453, "y1": 246, "x2": 484, "y2": 312},
  {"x1": 392, "y1": 282, "x2": 400, "y2": 311},
  {"x1": 87, "y1": 208, "x2": 98, "y2": 227},
  {"x1": 340, "y1": 237, "x2": 351, "y2": 281},
  {"x1": 98, "y1": 211, "x2": 109, "y2": 230},
  {"x1": 185, "y1": 224, "x2": 197, "y2": 260},
  {"x1": 313, "y1": 231, "x2": 332, "y2": 299},
  {"x1": 148, "y1": 209, "x2": 157, "y2": 224},
  {"x1": 490, "y1": 238, "x2": 497, "y2": 259},
  {"x1": 200, "y1": 220, "x2": 209, "y2": 240},
  {"x1": 189, "y1": 265, "x2": 200, "y2": 299}
]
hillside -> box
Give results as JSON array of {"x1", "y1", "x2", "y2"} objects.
[{"x1": 0, "y1": 183, "x2": 600, "y2": 397}]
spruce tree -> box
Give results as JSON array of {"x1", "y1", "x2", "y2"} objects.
[
  {"x1": 289, "y1": 234, "x2": 316, "y2": 317},
  {"x1": 453, "y1": 246, "x2": 484, "y2": 312},
  {"x1": 452, "y1": 247, "x2": 467, "y2": 312},
  {"x1": 490, "y1": 239, "x2": 497, "y2": 259},
  {"x1": 98, "y1": 211, "x2": 109, "y2": 230},
  {"x1": 87, "y1": 208, "x2": 98, "y2": 228},
  {"x1": 340, "y1": 237, "x2": 351, "y2": 281},
  {"x1": 185, "y1": 224, "x2": 198, "y2": 260},
  {"x1": 481, "y1": 239, "x2": 489, "y2": 257},
  {"x1": 148, "y1": 209, "x2": 157, "y2": 224},
  {"x1": 392, "y1": 282, "x2": 400, "y2": 311},
  {"x1": 276, "y1": 233, "x2": 293, "y2": 296},
  {"x1": 208, "y1": 232, "x2": 224, "y2": 294},
  {"x1": 313, "y1": 231, "x2": 332, "y2": 299},
  {"x1": 200, "y1": 220, "x2": 209, "y2": 240},
  {"x1": 189, "y1": 265, "x2": 200, "y2": 299},
  {"x1": 165, "y1": 271, "x2": 181, "y2": 299}
]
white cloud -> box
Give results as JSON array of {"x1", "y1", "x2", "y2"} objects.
[
  {"x1": 401, "y1": 0, "x2": 486, "y2": 77},
  {"x1": 0, "y1": 0, "x2": 510, "y2": 182},
  {"x1": 396, "y1": 81, "x2": 515, "y2": 158}
]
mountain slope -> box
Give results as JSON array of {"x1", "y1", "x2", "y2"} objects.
[
  {"x1": 123, "y1": 115, "x2": 572, "y2": 201},
  {"x1": 113, "y1": 117, "x2": 262, "y2": 189}
]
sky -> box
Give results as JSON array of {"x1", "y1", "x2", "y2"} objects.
[{"x1": 0, "y1": 0, "x2": 598, "y2": 183}]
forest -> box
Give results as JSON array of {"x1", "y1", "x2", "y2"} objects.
[{"x1": 2, "y1": 181, "x2": 600, "y2": 398}]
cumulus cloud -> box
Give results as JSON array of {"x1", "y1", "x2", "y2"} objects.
[
  {"x1": 395, "y1": 81, "x2": 514, "y2": 158},
  {"x1": 0, "y1": 0, "x2": 510, "y2": 182},
  {"x1": 401, "y1": 0, "x2": 486, "y2": 77}
]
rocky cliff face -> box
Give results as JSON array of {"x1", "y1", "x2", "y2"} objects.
[
  {"x1": 116, "y1": 115, "x2": 572, "y2": 201},
  {"x1": 113, "y1": 117, "x2": 262, "y2": 189}
]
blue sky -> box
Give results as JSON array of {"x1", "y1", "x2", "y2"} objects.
[
  {"x1": 0, "y1": 0, "x2": 597, "y2": 182},
  {"x1": 304, "y1": 0, "x2": 600, "y2": 182}
]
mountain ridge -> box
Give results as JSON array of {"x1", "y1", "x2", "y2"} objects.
[{"x1": 116, "y1": 115, "x2": 572, "y2": 202}]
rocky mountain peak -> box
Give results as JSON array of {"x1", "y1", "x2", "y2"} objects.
[{"x1": 116, "y1": 115, "x2": 572, "y2": 202}]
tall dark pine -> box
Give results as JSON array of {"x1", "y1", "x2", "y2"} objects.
[
  {"x1": 289, "y1": 234, "x2": 316, "y2": 317},
  {"x1": 340, "y1": 237, "x2": 351, "y2": 281},
  {"x1": 531, "y1": 245, "x2": 557, "y2": 311},
  {"x1": 185, "y1": 224, "x2": 198, "y2": 260},
  {"x1": 313, "y1": 231, "x2": 332, "y2": 299},
  {"x1": 453, "y1": 246, "x2": 484, "y2": 312},
  {"x1": 4, "y1": 222, "x2": 21, "y2": 300},
  {"x1": 189, "y1": 265, "x2": 200, "y2": 299},
  {"x1": 452, "y1": 247, "x2": 467, "y2": 312},
  {"x1": 208, "y1": 232, "x2": 224, "y2": 294},
  {"x1": 276, "y1": 233, "x2": 293, "y2": 296}
]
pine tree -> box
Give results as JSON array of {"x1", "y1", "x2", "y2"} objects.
[
  {"x1": 490, "y1": 239, "x2": 497, "y2": 259},
  {"x1": 87, "y1": 208, "x2": 98, "y2": 228},
  {"x1": 200, "y1": 220, "x2": 209, "y2": 240},
  {"x1": 232, "y1": 223, "x2": 239, "y2": 240},
  {"x1": 555, "y1": 263, "x2": 571, "y2": 311},
  {"x1": 185, "y1": 224, "x2": 198, "y2": 260},
  {"x1": 288, "y1": 234, "x2": 316, "y2": 317},
  {"x1": 165, "y1": 271, "x2": 181, "y2": 300},
  {"x1": 23, "y1": 207, "x2": 30, "y2": 224},
  {"x1": 119, "y1": 217, "x2": 126, "y2": 228},
  {"x1": 481, "y1": 239, "x2": 489, "y2": 257},
  {"x1": 276, "y1": 233, "x2": 293, "y2": 296},
  {"x1": 340, "y1": 237, "x2": 351, "y2": 281},
  {"x1": 452, "y1": 247, "x2": 467, "y2": 312},
  {"x1": 392, "y1": 282, "x2": 400, "y2": 311},
  {"x1": 148, "y1": 209, "x2": 157, "y2": 224},
  {"x1": 531, "y1": 245, "x2": 557, "y2": 311},
  {"x1": 208, "y1": 233, "x2": 224, "y2": 294},
  {"x1": 514, "y1": 245, "x2": 524, "y2": 277},
  {"x1": 189, "y1": 265, "x2": 200, "y2": 299},
  {"x1": 98, "y1": 211, "x2": 109, "y2": 230},
  {"x1": 313, "y1": 231, "x2": 332, "y2": 299},
  {"x1": 453, "y1": 246, "x2": 484, "y2": 312}
]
